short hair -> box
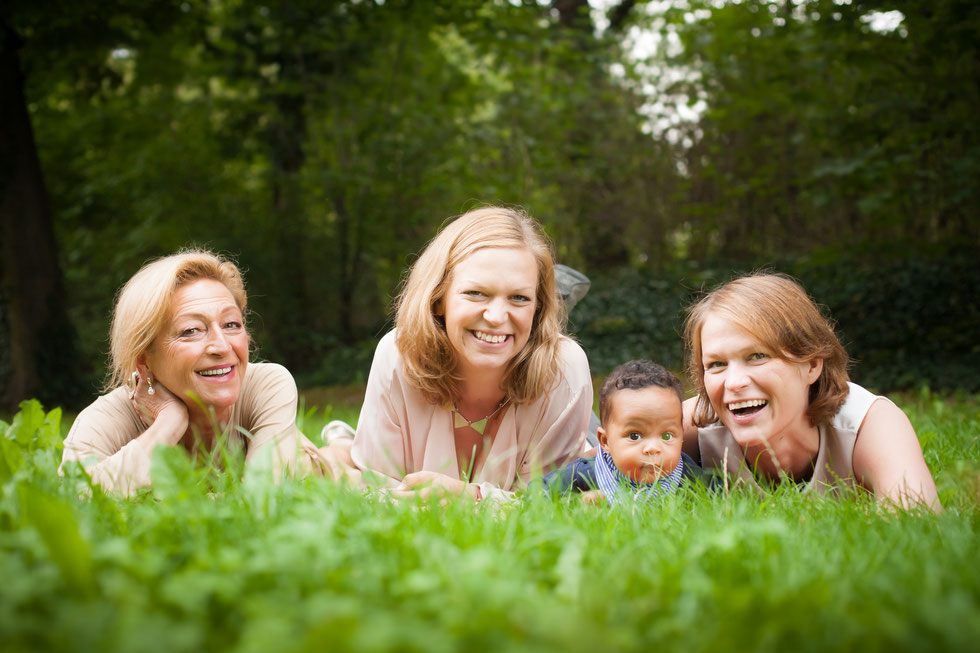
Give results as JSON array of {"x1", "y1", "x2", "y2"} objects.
[
  {"x1": 107, "y1": 250, "x2": 247, "y2": 390},
  {"x1": 598, "y1": 359, "x2": 683, "y2": 425},
  {"x1": 683, "y1": 272, "x2": 850, "y2": 428},
  {"x1": 394, "y1": 206, "x2": 566, "y2": 405}
]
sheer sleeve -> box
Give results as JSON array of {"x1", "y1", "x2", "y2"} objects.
[
  {"x1": 476, "y1": 338, "x2": 593, "y2": 504},
  {"x1": 350, "y1": 332, "x2": 410, "y2": 487}
]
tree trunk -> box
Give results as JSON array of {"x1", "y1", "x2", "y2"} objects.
[{"x1": 0, "y1": 22, "x2": 81, "y2": 410}]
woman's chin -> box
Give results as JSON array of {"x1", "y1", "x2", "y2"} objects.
[{"x1": 184, "y1": 392, "x2": 239, "y2": 420}]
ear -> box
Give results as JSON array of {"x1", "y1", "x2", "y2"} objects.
[
  {"x1": 433, "y1": 298, "x2": 444, "y2": 316},
  {"x1": 136, "y1": 355, "x2": 149, "y2": 376},
  {"x1": 805, "y1": 357, "x2": 824, "y2": 385},
  {"x1": 596, "y1": 426, "x2": 609, "y2": 452}
]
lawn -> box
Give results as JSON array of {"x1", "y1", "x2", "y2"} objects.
[{"x1": 0, "y1": 389, "x2": 977, "y2": 653}]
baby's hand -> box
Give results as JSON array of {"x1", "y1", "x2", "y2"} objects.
[{"x1": 580, "y1": 490, "x2": 605, "y2": 505}]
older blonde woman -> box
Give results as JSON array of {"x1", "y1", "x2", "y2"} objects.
[
  {"x1": 682, "y1": 273, "x2": 939, "y2": 510},
  {"x1": 327, "y1": 207, "x2": 592, "y2": 503},
  {"x1": 61, "y1": 250, "x2": 323, "y2": 494}
]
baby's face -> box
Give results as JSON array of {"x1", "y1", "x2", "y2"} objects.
[{"x1": 598, "y1": 386, "x2": 684, "y2": 484}]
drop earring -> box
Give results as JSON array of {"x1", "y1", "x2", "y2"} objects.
[{"x1": 147, "y1": 374, "x2": 155, "y2": 395}]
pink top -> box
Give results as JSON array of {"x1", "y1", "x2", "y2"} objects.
[{"x1": 351, "y1": 331, "x2": 593, "y2": 501}]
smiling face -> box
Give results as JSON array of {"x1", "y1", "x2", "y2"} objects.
[
  {"x1": 438, "y1": 247, "x2": 539, "y2": 381},
  {"x1": 598, "y1": 386, "x2": 684, "y2": 484},
  {"x1": 699, "y1": 313, "x2": 822, "y2": 449},
  {"x1": 141, "y1": 279, "x2": 249, "y2": 423}
]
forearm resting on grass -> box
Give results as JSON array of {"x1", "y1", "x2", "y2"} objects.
[{"x1": 854, "y1": 399, "x2": 941, "y2": 512}]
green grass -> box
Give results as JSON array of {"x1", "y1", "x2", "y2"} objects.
[{"x1": 0, "y1": 391, "x2": 977, "y2": 652}]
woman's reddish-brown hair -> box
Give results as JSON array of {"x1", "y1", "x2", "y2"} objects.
[{"x1": 684, "y1": 272, "x2": 850, "y2": 428}]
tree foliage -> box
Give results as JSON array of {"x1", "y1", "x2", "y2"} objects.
[
  {"x1": 1, "y1": 0, "x2": 976, "y2": 402},
  {"x1": 5, "y1": 0, "x2": 667, "y2": 399},
  {"x1": 654, "y1": 0, "x2": 980, "y2": 261}
]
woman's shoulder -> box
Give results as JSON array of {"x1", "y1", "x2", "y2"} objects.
[
  {"x1": 556, "y1": 336, "x2": 590, "y2": 379},
  {"x1": 244, "y1": 361, "x2": 294, "y2": 383},
  {"x1": 65, "y1": 386, "x2": 142, "y2": 447},
  {"x1": 240, "y1": 362, "x2": 297, "y2": 401},
  {"x1": 832, "y1": 382, "x2": 883, "y2": 433}
]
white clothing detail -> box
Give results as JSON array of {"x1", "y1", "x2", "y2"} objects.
[{"x1": 698, "y1": 382, "x2": 884, "y2": 494}]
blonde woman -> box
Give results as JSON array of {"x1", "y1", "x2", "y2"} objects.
[
  {"x1": 682, "y1": 273, "x2": 939, "y2": 510},
  {"x1": 61, "y1": 251, "x2": 324, "y2": 494},
  {"x1": 332, "y1": 207, "x2": 593, "y2": 503}
]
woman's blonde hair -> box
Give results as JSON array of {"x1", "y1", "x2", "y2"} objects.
[
  {"x1": 107, "y1": 250, "x2": 247, "y2": 390},
  {"x1": 395, "y1": 206, "x2": 566, "y2": 405},
  {"x1": 684, "y1": 272, "x2": 850, "y2": 428}
]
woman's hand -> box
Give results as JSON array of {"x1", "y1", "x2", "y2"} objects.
[
  {"x1": 392, "y1": 471, "x2": 474, "y2": 500},
  {"x1": 129, "y1": 371, "x2": 188, "y2": 451}
]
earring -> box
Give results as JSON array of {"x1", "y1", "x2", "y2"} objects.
[{"x1": 147, "y1": 375, "x2": 155, "y2": 395}]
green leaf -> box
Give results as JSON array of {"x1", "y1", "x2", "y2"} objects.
[
  {"x1": 0, "y1": 437, "x2": 24, "y2": 482},
  {"x1": 8, "y1": 399, "x2": 46, "y2": 446},
  {"x1": 17, "y1": 483, "x2": 96, "y2": 597}
]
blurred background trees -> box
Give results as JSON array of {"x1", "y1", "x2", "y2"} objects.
[{"x1": 1, "y1": 0, "x2": 976, "y2": 409}]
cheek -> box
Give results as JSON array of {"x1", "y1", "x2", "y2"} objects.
[{"x1": 703, "y1": 374, "x2": 723, "y2": 398}]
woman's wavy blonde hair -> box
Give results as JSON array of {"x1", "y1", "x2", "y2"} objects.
[
  {"x1": 394, "y1": 206, "x2": 566, "y2": 405},
  {"x1": 107, "y1": 250, "x2": 247, "y2": 391},
  {"x1": 684, "y1": 272, "x2": 850, "y2": 428}
]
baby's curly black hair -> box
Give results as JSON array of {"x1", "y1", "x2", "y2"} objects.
[{"x1": 598, "y1": 359, "x2": 683, "y2": 425}]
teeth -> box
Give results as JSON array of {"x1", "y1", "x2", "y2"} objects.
[
  {"x1": 727, "y1": 399, "x2": 767, "y2": 411},
  {"x1": 198, "y1": 366, "x2": 232, "y2": 376},
  {"x1": 473, "y1": 331, "x2": 507, "y2": 344}
]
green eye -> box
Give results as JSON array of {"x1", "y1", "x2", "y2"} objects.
[{"x1": 661, "y1": 432, "x2": 675, "y2": 441}]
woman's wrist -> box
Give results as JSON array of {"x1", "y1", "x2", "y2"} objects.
[{"x1": 138, "y1": 410, "x2": 187, "y2": 452}]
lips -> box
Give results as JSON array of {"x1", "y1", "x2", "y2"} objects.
[
  {"x1": 727, "y1": 398, "x2": 767, "y2": 417},
  {"x1": 196, "y1": 365, "x2": 234, "y2": 378},
  {"x1": 471, "y1": 330, "x2": 510, "y2": 344}
]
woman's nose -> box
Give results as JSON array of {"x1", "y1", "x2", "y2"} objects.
[
  {"x1": 205, "y1": 328, "x2": 231, "y2": 353},
  {"x1": 724, "y1": 364, "x2": 750, "y2": 391},
  {"x1": 483, "y1": 300, "x2": 506, "y2": 324}
]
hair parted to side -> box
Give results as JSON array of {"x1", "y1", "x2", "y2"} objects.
[
  {"x1": 683, "y1": 272, "x2": 850, "y2": 428},
  {"x1": 107, "y1": 249, "x2": 247, "y2": 391},
  {"x1": 394, "y1": 206, "x2": 566, "y2": 405},
  {"x1": 598, "y1": 359, "x2": 683, "y2": 425}
]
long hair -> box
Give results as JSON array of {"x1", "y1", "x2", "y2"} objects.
[
  {"x1": 394, "y1": 206, "x2": 566, "y2": 405},
  {"x1": 684, "y1": 272, "x2": 850, "y2": 428},
  {"x1": 107, "y1": 250, "x2": 247, "y2": 391}
]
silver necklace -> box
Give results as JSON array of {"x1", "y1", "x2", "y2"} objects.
[{"x1": 453, "y1": 399, "x2": 507, "y2": 435}]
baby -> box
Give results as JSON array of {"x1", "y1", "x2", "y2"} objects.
[{"x1": 542, "y1": 359, "x2": 706, "y2": 505}]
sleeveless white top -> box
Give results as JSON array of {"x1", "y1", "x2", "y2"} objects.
[{"x1": 698, "y1": 382, "x2": 883, "y2": 494}]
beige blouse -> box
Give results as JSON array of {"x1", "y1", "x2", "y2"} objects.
[
  {"x1": 698, "y1": 382, "x2": 883, "y2": 495},
  {"x1": 61, "y1": 362, "x2": 321, "y2": 495},
  {"x1": 351, "y1": 331, "x2": 593, "y2": 502}
]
